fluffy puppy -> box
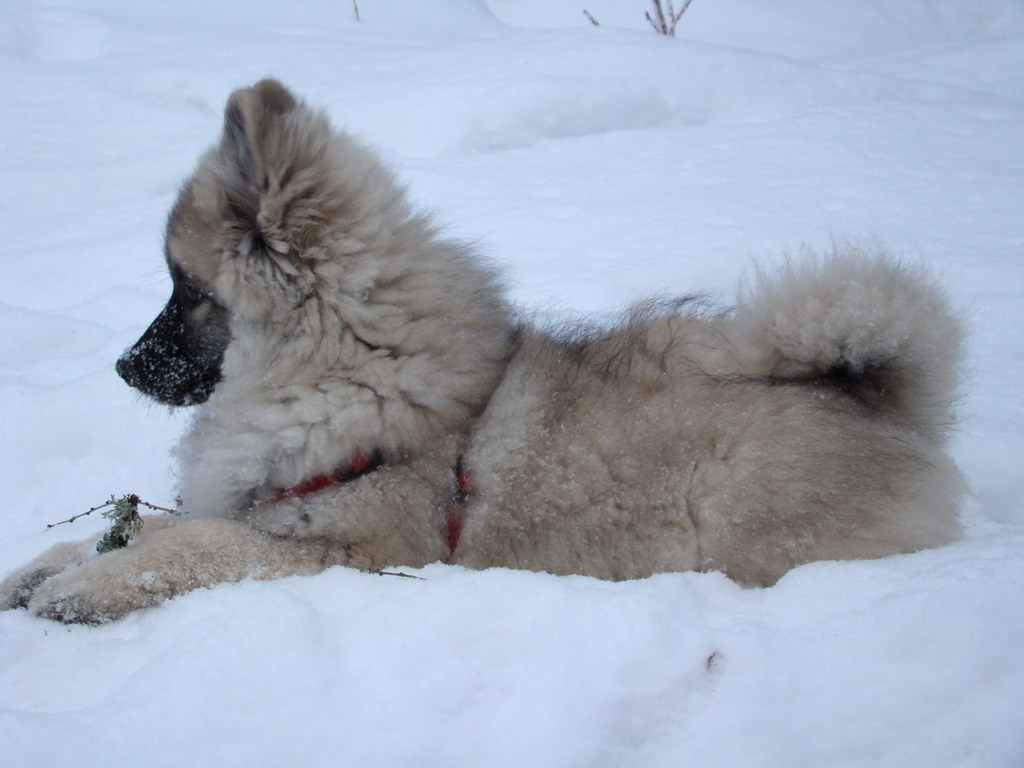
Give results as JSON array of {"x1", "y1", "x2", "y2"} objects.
[{"x1": 1, "y1": 80, "x2": 963, "y2": 623}]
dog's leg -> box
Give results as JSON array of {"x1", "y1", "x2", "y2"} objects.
[
  {"x1": 0, "y1": 541, "x2": 95, "y2": 610},
  {"x1": 23, "y1": 518, "x2": 336, "y2": 624},
  {"x1": 242, "y1": 455, "x2": 451, "y2": 566},
  {"x1": 0, "y1": 515, "x2": 179, "y2": 610}
]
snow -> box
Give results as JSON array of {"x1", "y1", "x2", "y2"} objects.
[{"x1": 2, "y1": 0, "x2": 1023, "y2": 765}]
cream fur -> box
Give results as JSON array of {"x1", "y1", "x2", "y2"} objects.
[{"x1": 1, "y1": 80, "x2": 964, "y2": 623}]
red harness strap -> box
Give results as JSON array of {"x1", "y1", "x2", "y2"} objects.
[{"x1": 444, "y1": 456, "x2": 473, "y2": 563}]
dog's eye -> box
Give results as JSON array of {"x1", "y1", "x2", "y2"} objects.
[{"x1": 181, "y1": 283, "x2": 208, "y2": 306}]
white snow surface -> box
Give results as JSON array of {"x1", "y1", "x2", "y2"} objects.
[{"x1": 2, "y1": 1, "x2": 1023, "y2": 765}]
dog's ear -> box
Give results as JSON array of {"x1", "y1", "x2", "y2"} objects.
[
  {"x1": 221, "y1": 79, "x2": 297, "y2": 182},
  {"x1": 213, "y1": 80, "x2": 395, "y2": 279},
  {"x1": 217, "y1": 80, "x2": 319, "y2": 266}
]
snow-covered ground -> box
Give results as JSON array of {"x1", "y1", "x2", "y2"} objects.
[{"x1": 2, "y1": 1, "x2": 1023, "y2": 765}]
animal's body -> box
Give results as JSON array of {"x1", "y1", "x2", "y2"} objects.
[{"x1": 1, "y1": 80, "x2": 963, "y2": 623}]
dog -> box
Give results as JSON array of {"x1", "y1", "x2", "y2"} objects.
[{"x1": 0, "y1": 80, "x2": 964, "y2": 623}]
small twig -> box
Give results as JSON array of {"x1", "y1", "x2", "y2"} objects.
[
  {"x1": 48, "y1": 494, "x2": 177, "y2": 528},
  {"x1": 137, "y1": 498, "x2": 178, "y2": 514},
  {"x1": 47, "y1": 499, "x2": 117, "y2": 528},
  {"x1": 582, "y1": 9, "x2": 600, "y2": 26},
  {"x1": 352, "y1": 0, "x2": 360, "y2": 22},
  {"x1": 646, "y1": 0, "x2": 667, "y2": 34},
  {"x1": 373, "y1": 570, "x2": 426, "y2": 580},
  {"x1": 645, "y1": 0, "x2": 693, "y2": 37}
]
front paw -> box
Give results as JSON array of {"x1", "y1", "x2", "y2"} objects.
[
  {"x1": 26, "y1": 550, "x2": 166, "y2": 624},
  {"x1": 0, "y1": 541, "x2": 92, "y2": 610},
  {"x1": 1, "y1": 567, "x2": 54, "y2": 611}
]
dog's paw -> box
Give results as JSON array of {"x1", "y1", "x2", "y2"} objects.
[
  {"x1": 0, "y1": 541, "x2": 93, "y2": 610},
  {"x1": 25, "y1": 549, "x2": 168, "y2": 624},
  {"x1": 1, "y1": 567, "x2": 55, "y2": 611}
]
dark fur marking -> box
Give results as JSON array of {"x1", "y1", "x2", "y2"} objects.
[{"x1": 116, "y1": 269, "x2": 231, "y2": 407}]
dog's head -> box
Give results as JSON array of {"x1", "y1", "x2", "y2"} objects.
[
  {"x1": 118, "y1": 79, "x2": 512, "y2": 447},
  {"x1": 117, "y1": 79, "x2": 331, "y2": 406}
]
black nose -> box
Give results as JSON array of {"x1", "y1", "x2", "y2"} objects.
[{"x1": 115, "y1": 350, "x2": 136, "y2": 387}]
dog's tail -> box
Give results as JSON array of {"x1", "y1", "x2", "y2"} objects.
[{"x1": 733, "y1": 246, "x2": 963, "y2": 439}]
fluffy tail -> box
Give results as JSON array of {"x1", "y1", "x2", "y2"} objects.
[{"x1": 733, "y1": 246, "x2": 963, "y2": 439}]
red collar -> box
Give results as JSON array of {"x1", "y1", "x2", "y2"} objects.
[{"x1": 270, "y1": 449, "x2": 472, "y2": 563}]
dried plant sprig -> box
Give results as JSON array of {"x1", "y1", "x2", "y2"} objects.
[
  {"x1": 645, "y1": 0, "x2": 693, "y2": 37},
  {"x1": 95, "y1": 495, "x2": 145, "y2": 553},
  {"x1": 584, "y1": 1, "x2": 693, "y2": 36},
  {"x1": 47, "y1": 494, "x2": 178, "y2": 529},
  {"x1": 48, "y1": 494, "x2": 180, "y2": 552}
]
